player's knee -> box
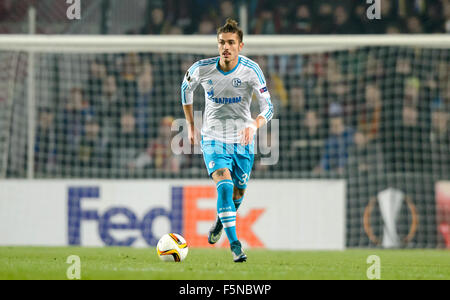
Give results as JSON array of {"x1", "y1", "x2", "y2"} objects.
[
  {"x1": 233, "y1": 186, "x2": 245, "y2": 200},
  {"x1": 212, "y1": 168, "x2": 231, "y2": 182}
]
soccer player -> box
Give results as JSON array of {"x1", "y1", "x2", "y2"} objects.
[{"x1": 181, "y1": 18, "x2": 274, "y2": 262}]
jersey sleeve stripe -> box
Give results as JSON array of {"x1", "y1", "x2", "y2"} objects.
[
  {"x1": 243, "y1": 62, "x2": 264, "y2": 84},
  {"x1": 264, "y1": 98, "x2": 274, "y2": 120},
  {"x1": 241, "y1": 59, "x2": 265, "y2": 84},
  {"x1": 242, "y1": 58, "x2": 264, "y2": 77},
  {"x1": 188, "y1": 58, "x2": 219, "y2": 74},
  {"x1": 265, "y1": 109, "x2": 273, "y2": 120},
  {"x1": 241, "y1": 58, "x2": 266, "y2": 82},
  {"x1": 181, "y1": 83, "x2": 188, "y2": 104}
]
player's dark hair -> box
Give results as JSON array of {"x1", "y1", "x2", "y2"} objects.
[{"x1": 217, "y1": 18, "x2": 243, "y2": 43}]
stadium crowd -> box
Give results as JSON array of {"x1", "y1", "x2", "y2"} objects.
[
  {"x1": 0, "y1": 0, "x2": 449, "y2": 34},
  {"x1": 29, "y1": 47, "x2": 449, "y2": 180},
  {"x1": 0, "y1": 0, "x2": 448, "y2": 180},
  {"x1": 139, "y1": 0, "x2": 450, "y2": 35}
]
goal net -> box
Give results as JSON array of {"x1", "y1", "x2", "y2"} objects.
[{"x1": 0, "y1": 35, "x2": 449, "y2": 248}]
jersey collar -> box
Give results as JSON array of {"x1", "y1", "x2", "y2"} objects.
[{"x1": 216, "y1": 56, "x2": 241, "y2": 75}]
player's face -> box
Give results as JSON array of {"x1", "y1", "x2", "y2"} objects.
[{"x1": 218, "y1": 33, "x2": 243, "y2": 64}]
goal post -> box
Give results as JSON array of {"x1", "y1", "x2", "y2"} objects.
[
  {"x1": 0, "y1": 34, "x2": 449, "y2": 248},
  {"x1": 1, "y1": 34, "x2": 449, "y2": 53}
]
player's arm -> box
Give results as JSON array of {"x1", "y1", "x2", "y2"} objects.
[
  {"x1": 182, "y1": 104, "x2": 199, "y2": 145},
  {"x1": 240, "y1": 95, "x2": 274, "y2": 145},
  {"x1": 181, "y1": 65, "x2": 201, "y2": 145},
  {"x1": 240, "y1": 70, "x2": 274, "y2": 146},
  {"x1": 240, "y1": 115, "x2": 266, "y2": 145}
]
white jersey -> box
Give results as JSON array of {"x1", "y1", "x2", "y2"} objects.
[{"x1": 181, "y1": 55, "x2": 274, "y2": 144}]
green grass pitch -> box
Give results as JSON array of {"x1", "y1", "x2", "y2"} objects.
[{"x1": 0, "y1": 247, "x2": 448, "y2": 280}]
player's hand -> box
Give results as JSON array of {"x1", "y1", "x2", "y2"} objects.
[
  {"x1": 188, "y1": 124, "x2": 200, "y2": 145},
  {"x1": 239, "y1": 125, "x2": 256, "y2": 146}
]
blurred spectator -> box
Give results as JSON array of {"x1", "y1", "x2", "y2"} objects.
[
  {"x1": 402, "y1": 105, "x2": 419, "y2": 131},
  {"x1": 358, "y1": 84, "x2": 382, "y2": 142},
  {"x1": 64, "y1": 87, "x2": 92, "y2": 116},
  {"x1": 304, "y1": 53, "x2": 327, "y2": 78},
  {"x1": 130, "y1": 116, "x2": 181, "y2": 173},
  {"x1": 197, "y1": 17, "x2": 216, "y2": 34},
  {"x1": 193, "y1": 0, "x2": 221, "y2": 18},
  {"x1": 98, "y1": 75, "x2": 122, "y2": 120},
  {"x1": 347, "y1": 130, "x2": 383, "y2": 174},
  {"x1": 168, "y1": 25, "x2": 183, "y2": 35},
  {"x1": 281, "y1": 86, "x2": 306, "y2": 164},
  {"x1": 137, "y1": 59, "x2": 154, "y2": 97},
  {"x1": 252, "y1": 10, "x2": 276, "y2": 34},
  {"x1": 110, "y1": 111, "x2": 140, "y2": 173},
  {"x1": 290, "y1": 110, "x2": 325, "y2": 172},
  {"x1": 404, "y1": 76, "x2": 421, "y2": 107},
  {"x1": 424, "y1": 1, "x2": 446, "y2": 33},
  {"x1": 274, "y1": 5, "x2": 291, "y2": 34},
  {"x1": 168, "y1": 0, "x2": 195, "y2": 34},
  {"x1": 406, "y1": 16, "x2": 424, "y2": 33},
  {"x1": 396, "y1": 57, "x2": 412, "y2": 75},
  {"x1": 314, "y1": 103, "x2": 355, "y2": 175},
  {"x1": 332, "y1": 5, "x2": 357, "y2": 34},
  {"x1": 430, "y1": 103, "x2": 449, "y2": 144},
  {"x1": 86, "y1": 60, "x2": 107, "y2": 106},
  {"x1": 352, "y1": 3, "x2": 371, "y2": 33},
  {"x1": 136, "y1": 59, "x2": 154, "y2": 138},
  {"x1": 364, "y1": 0, "x2": 402, "y2": 34},
  {"x1": 141, "y1": 7, "x2": 171, "y2": 34},
  {"x1": 34, "y1": 108, "x2": 56, "y2": 175},
  {"x1": 436, "y1": 60, "x2": 449, "y2": 89},
  {"x1": 0, "y1": 0, "x2": 13, "y2": 22},
  {"x1": 117, "y1": 53, "x2": 140, "y2": 110},
  {"x1": 326, "y1": 57, "x2": 345, "y2": 83},
  {"x1": 96, "y1": 74, "x2": 124, "y2": 153},
  {"x1": 365, "y1": 55, "x2": 384, "y2": 81},
  {"x1": 78, "y1": 117, "x2": 108, "y2": 172},
  {"x1": 386, "y1": 23, "x2": 403, "y2": 34},
  {"x1": 288, "y1": 86, "x2": 306, "y2": 113},
  {"x1": 313, "y1": 1, "x2": 334, "y2": 34},
  {"x1": 380, "y1": 1, "x2": 399, "y2": 22},
  {"x1": 291, "y1": 4, "x2": 313, "y2": 34},
  {"x1": 59, "y1": 87, "x2": 93, "y2": 171},
  {"x1": 395, "y1": 105, "x2": 425, "y2": 172},
  {"x1": 219, "y1": 0, "x2": 237, "y2": 25}
]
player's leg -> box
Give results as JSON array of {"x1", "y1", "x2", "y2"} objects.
[
  {"x1": 211, "y1": 168, "x2": 240, "y2": 246},
  {"x1": 208, "y1": 181, "x2": 245, "y2": 245},
  {"x1": 201, "y1": 140, "x2": 238, "y2": 249},
  {"x1": 211, "y1": 167, "x2": 246, "y2": 262},
  {"x1": 230, "y1": 142, "x2": 255, "y2": 212},
  {"x1": 233, "y1": 186, "x2": 245, "y2": 210},
  {"x1": 220, "y1": 143, "x2": 254, "y2": 262},
  {"x1": 206, "y1": 167, "x2": 229, "y2": 245}
]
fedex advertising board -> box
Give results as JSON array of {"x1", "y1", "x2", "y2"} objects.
[{"x1": 0, "y1": 180, "x2": 345, "y2": 250}]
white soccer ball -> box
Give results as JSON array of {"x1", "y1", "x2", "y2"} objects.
[{"x1": 156, "y1": 233, "x2": 189, "y2": 262}]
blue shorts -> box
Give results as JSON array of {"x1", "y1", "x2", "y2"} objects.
[{"x1": 201, "y1": 138, "x2": 255, "y2": 189}]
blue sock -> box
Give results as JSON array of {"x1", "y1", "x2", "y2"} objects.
[
  {"x1": 233, "y1": 196, "x2": 243, "y2": 210},
  {"x1": 216, "y1": 179, "x2": 238, "y2": 244}
]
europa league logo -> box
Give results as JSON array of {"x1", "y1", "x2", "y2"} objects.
[{"x1": 364, "y1": 188, "x2": 418, "y2": 248}]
